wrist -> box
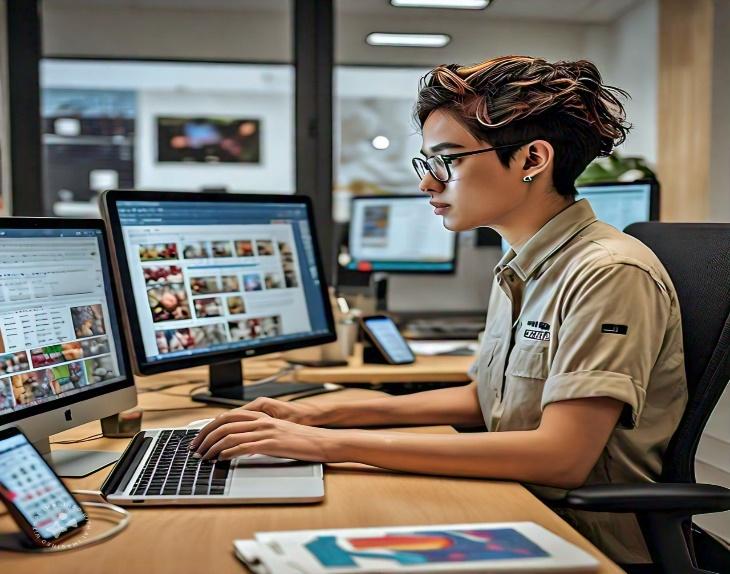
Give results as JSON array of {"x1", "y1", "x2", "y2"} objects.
[{"x1": 325, "y1": 428, "x2": 367, "y2": 462}]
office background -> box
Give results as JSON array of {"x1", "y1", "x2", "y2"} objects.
[{"x1": 0, "y1": 0, "x2": 728, "y2": 541}]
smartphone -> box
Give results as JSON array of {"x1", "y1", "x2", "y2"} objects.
[
  {"x1": 0, "y1": 427, "x2": 87, "y2": 547},
  {"x1": 361, "y1": 315, "x2": 416, "y2": 365}
]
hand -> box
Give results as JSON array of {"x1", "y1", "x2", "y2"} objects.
[
  {"x1": 238, "y1": 396, "x2": 328, "y2": 426},
  {"x1": 189, "y1": 409, "x2": 344, "y2": 462}
]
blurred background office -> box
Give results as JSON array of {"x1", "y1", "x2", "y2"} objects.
[{"x1": 0, "y1": 0, "x2": 728, "y2": 541}]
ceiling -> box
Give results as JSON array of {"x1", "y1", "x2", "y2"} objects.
[{"x1": 43, "y1": 0, "x2": 645, "y2": 24}]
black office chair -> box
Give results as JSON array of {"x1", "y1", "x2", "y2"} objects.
[{"x1": 557, "y1": 223, "x2": 730, "y2": 574}]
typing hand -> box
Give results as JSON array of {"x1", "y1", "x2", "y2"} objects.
[
  {"x1": 188, "y1": 409, "x2": 342, "y2": 463},
  {"x1": 237, "y1": 397, "x2": 326, "y2": 426}
]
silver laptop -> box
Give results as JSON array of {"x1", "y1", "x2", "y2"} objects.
[{"x1": 101, "y1": 426, "x2": 324, "y2": 505}]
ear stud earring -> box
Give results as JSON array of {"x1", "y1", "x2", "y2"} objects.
[{"x1": 522, "y1": 175, "x2": 534, "y2": 183}]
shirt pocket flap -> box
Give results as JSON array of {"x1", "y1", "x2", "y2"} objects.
[{"x1": 506, "y1": 347, "x2": 548, "y2": 380}]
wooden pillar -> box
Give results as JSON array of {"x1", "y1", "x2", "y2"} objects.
[{"x1": 657, "y1": 0, "x2": 714, "y2": 221}]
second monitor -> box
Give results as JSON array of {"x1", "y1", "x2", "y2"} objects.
[
  {"x1": 347, "y1": 194, "x2": 458, "y2": 273},
  {"x1": 101, "y1": 190, "x2": 337, "y2": 406}
]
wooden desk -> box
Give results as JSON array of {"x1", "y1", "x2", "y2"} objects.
[
  {"x1": 0, "y1": 373, "x2": 622, "y2": 574},
  {"x1": 244, "y1": 343, "x2": 474, "y2": 385}
]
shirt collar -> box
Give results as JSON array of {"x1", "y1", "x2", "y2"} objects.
[{"x1": 496, "y1": 199, "x2": 597, "y2": 282}]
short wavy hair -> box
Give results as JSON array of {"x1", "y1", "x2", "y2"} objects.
[{"x1": 415, "y1": 55, "x2": 631, "y2": 197}]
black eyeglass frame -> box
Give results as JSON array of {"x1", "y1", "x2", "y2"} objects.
[{"x1": 412, "y1": 142, "x2": 528, "y2": 183}]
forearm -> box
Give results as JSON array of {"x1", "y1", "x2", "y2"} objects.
[
  {"x1": 330, "y1": 428, "x2": 582, "y2": 489},
  {"x1": 315, "y1": 383, "x2": 484, "y2": 428}
]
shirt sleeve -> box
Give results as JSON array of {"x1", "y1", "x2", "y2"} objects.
[{"x1": 542, "y1": 262, "x2": 672, "y2": 428}]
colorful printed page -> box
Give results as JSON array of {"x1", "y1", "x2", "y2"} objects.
[{"x1": 234, "y1": 522, "x2": 599, "y2": 573}]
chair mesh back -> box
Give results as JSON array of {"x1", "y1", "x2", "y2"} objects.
[{"x1": 624, "y1": 223, "x2": 730, "y2": 482}]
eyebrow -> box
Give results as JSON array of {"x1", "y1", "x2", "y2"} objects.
[{"x1": 420, "y1": 142, "x2": 466, "y2": 157}]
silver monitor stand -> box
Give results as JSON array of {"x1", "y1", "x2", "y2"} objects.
[{"x1": 34, "y1": 435, "x2": 121, "y2": 478}]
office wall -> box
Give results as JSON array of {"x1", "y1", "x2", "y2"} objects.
[
  {"x1": 41, "y1": 59, "x2": 295, "y2": 196},
  {"x1": 42, "y1": 3, "x2": 291, "y2": 62},
  {"x1": 0, "y1": 0, "x2": 9, "y2": 214},
  {"x1": 708, "y1": 0, "x2": 730, "y2": 221},
  {"x1": 605, "y1": 0, "x2": 658, "y2": 166},
  {"x1": 136, "y1": 90, "x2": 293, "y2": 193}
]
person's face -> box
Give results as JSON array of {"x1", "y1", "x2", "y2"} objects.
[{"x1": 418, "y1": 109, "x2": 526, "y2": 232}]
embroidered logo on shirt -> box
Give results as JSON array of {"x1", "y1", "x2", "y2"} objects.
[
  {"x1": 601, "y1": 323, "x2": 628, "y2": 335},
  {"x1": 524, "y1": 329, "x2": 551, "y2": 341},
  {"x1": 527, "y1": 320, "x2": 550, "y2": 331}
]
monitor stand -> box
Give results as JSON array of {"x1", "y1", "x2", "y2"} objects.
[
  {"x1": 190, "y1": 359, "x2": 329, "y2": 408},
  {"x1": 35, "y1": 436, "x2": 120, "y2": 478}
]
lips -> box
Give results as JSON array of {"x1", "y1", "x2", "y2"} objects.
[{"x1": 429, "y1": 201, "x2": 450, "y2": 209}]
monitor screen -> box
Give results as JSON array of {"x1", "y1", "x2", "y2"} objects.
[
  {"x1": 156, "y1": 117, "x2": 261, "y2": 164},
  {"x1": 0, "y1": 228, "x2": 127, "y2": 418},
  {"x1": 112, "y1": 198, "x2": 333, "y2": 367},
  {"x1": 501, "y1": 181, "x2": 657, "y2": 252},
  {"x1": 347, "y1": 195, "x2": 457, "y2": 272},
  {"x1": 577, "y1": 181, "x2": 655, "y2": 231}
]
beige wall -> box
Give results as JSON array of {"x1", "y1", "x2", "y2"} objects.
[{"x1": 657, "y1": 0, "x2": 714, "y2": 221}]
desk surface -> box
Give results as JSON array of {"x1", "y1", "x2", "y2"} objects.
[
  {"x1": 1, "y1": 371, "x2": 622, "y2": 574},
  {"x1": 246, "y1": 343, "x2": 474, "y2": 384}
]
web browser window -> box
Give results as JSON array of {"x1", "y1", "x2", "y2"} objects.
[
  {"x1": 0, "y1": 230, "x2": 124, "y2": 416},
  {"x1": 116, "y1": 201, "x2": 331, "y2": 363}
]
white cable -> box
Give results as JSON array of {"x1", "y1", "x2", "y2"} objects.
[{"x1": 0, "y1": 490, "x2": 130, "y2": 553}]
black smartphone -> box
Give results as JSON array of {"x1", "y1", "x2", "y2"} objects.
[
  {"x1": 0, "y1": 427, "x2": 87, "y2": 547},
  {"x1": 361, "y1": 315, "x2": 416, "y2": 365}
]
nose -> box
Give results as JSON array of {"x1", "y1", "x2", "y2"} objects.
[{"x1": 418, "y1": 172, "x2": 445, "y2": 195}]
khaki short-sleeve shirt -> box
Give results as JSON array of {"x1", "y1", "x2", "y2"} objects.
[{"x1": 473, "y1": 199, "x2": 687, "y2": 564}]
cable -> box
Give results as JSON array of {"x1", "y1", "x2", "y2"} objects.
[
  {"x1": 0, "y1": 491, "x2": 129, "y2": 553},
  {"x1": 142, "y1": 405, "x2": 208, "y2": 413},
  {"x1": 50, "y1": 433, "x2": 104, "y2": 445}
]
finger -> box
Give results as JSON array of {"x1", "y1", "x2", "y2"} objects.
[
  {"x1": 201, "y1": 431, "x2": 270, "y2": 461},
  {"x1": 245, "y1": 397, "x2": 280, "y2": 417},
  {"x1": 195, "y1": 420, "x2": 261, "y2": 457},
  {"x1": 218, "y1": 439, "x2": 277, "y2": 461},
  {"x1": 189, "y1": 410, "x2": 263, "y2": 450}
]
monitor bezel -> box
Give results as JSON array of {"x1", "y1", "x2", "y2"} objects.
[
  {"x1": 101, "y1": 189, "x2": 337, "y2": 376},
  {"x1": 576, "y1": 178, "x2": 661, "y2": 222},
  {"x1": 0, "y1": 217, "x2": 134, "y2": 427},
  {"x1": 347, "y1": 194, "x2": 459, "y2": 274}
]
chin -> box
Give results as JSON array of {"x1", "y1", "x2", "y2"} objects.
[{"x1": 442, "y1": 214, "x2": 472, "y2": 233}]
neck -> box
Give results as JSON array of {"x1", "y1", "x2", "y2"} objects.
[{"x1": 493, "y1": 190, "x2": 575, "y2": 252}]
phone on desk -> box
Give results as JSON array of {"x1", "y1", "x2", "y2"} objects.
[
  {"x1": 360, "y1": 315, "x2": 416, "y2": 365},
  {"x1": 0, "y1": 427, "x2": 87, "y2": 547}
]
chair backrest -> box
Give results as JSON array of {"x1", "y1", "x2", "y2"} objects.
[{"x1": 624, "y1": 222, "x2": 730, "y2": 483}]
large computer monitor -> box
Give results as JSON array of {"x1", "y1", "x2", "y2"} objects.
[
  {"x1": 346, "y1": 195, "x2": 458, "y2": 273},
  {"x1": 0, "y1": 219, "x2": 135, "y2": 477},
  {"x1": 101, "y1": 190, "x2": 337, "y2": 406}
]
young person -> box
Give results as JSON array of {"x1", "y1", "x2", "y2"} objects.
[{"x1": 190, "y1": 56, "x2": 687, "y2": 564}]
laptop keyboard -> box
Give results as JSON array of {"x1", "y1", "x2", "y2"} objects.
[{"x1": 130, "y1": 429, "x2": 230, "y2": 497}]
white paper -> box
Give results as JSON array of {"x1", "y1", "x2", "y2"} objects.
[{"x1": 234, "y1": 522, "x2": 599, "y2": 574}]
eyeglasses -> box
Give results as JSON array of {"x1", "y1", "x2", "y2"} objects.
[{"x1": 412, "y1": 142, "x2": 528, "y2": 183}]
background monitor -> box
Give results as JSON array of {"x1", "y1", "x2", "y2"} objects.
[
  {"x1": 0, "y1": 219, "x2": 135, "y2": 477},
  {"x1": 577, "y1": 179, "x2": 659, "y2": 230},
  {"x1": 501, "y1": 179, "x2": 660, "y2": 252},
  {"x1": 102, "y1": 190, "x2": 337, "y2": 405},
  {"x1": 346, "y1": 195, "x2": 457, "y2": 273}
]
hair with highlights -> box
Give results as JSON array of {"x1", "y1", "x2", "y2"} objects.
[{"x1": 415, "y1": 55, "x2": 631, "y2": 197}]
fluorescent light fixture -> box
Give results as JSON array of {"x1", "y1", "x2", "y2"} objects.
[
  {"x1": 366, "y1": 33, "x2": 451, "y2": 48},
  {"x1": 371, "y1": 136, "x2": 390, "y2": 150},
  {"x1": 391, "y1": 0, "x2": 490, "y2": 8}
]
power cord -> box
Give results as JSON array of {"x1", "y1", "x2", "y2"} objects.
[{"x1": 0, "y1": 490, "x2": 129, "y2": 553}]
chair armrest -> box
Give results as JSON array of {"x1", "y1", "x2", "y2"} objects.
[{"x1": 563, "y1": 483, "x2": 730, "y2": 514}]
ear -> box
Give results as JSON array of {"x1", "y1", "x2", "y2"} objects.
[{"x1": 521, "y1": 140, "x2": 554, "y2": 179}]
